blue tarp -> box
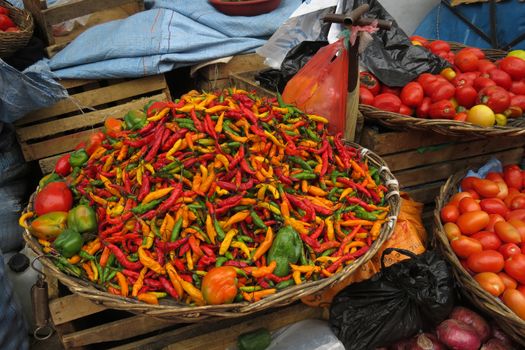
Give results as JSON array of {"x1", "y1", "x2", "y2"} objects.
[
  {"x1": 49, "y1": 0, "x2": 301, "y2": 79},
  {"x1": 414, "y1": 0, "x2": 525, "y2": 50}
]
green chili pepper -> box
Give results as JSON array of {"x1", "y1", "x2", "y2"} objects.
[
  {"x1": 239, "y1": 286, "x2": 262, "y2": 293},
  {"x1": 160, "y1": 161, "x2": 181, "y2": 173},
  {"x1": 214, "y1": 218, "x2": 226, "y2": 241},
  {"x1": 131, "y1": 198, "x2": 163, "y2": 214},
  {"x1": 126, "y1": 163, "x2": 138, "y2": 171},
  {"x1": 177, "y1": 123, "x2": 197, "y2": 132},
  {"x1": 276, "y1": 279, "x2": 295, "y2": 290},
  {"x1": 56, "y1": 257, "x2": 82, "y2": 278},
  {"x1": 292, "y1": 172, "x2": 317, "y2": 180},
  {"x1": 304, "y1": 127, "x2": 321, "y2": 142},
  {"x1": 106, "y1": 269, "x2": 117, "y2": 282},
  {"x1": 238, "y1": 235, "x2": 254, "y2": 243},
  {"x1": 225, "y1": 251, "x2": 234, "y2": 260},
  {"x1": 354, "y1": 207, "x2": 378, "y2": 221},
  {"x1": 300, "y1": 246, "x2": 308, "y2": 266},
  {"x1": 38, "y1": 173, "x2": 62, "y2": 188},
  {"x1": 124, "y1": 110, "x2": 147, "y2": 130},
  {"x1": 215, "y1": 256, "x2": 228, "y2": 267},
  {"x1": 95, "y1": 262, "x2": 103, "y2": 283},
  {"x1": 79, "y1": 250, "x2": 95, "y2": 261},
  {"x1": 322, "y1": 248, "x2": 336, "y2": 257},
  {"x1": 170, "y1": 217, "x2": 183, "y2": 242},
  {"x1": 276, "y1": 93, "x2": 286, "y2": 108},
  {"x1": 289, "y1": 156, "x2": 313, "y2": 171},
  {"x1": 196, "y1": 138, "x2": 215, "y2": 146},
  {"x1": 223, "y1": 124, "x2": 240, "y2": 136}
]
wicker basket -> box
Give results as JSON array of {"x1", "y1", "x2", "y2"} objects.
[
  {"x1": 434, "y1": 172, "x2": 525, "y2": 346},
  {"x1": 22, "y1": 142, "x2": 401, "y2": 322},
  {"x1": 359, "y1": 41, "x2": 523, "y2": 138},
  {"x1": 0, "y1": 0, "x2": 34, "y2": 58}
]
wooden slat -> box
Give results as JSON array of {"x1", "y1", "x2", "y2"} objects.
[
  {"x1": 404, "y1": 181, "x2": 445, "y2": 205},
  {"x1": 17, "y1": 92, "x2": 166, "y2": 142},
  {"x1": 199, "y1": 54, "x2": 267, "y2": 80},
  {"x1": 197, "y1": 77, "x2": 231, "y2": 92},
  {"x1": 50, "y1": 294, "x2": 107, "y2": 326},
  {"x1": 359, "y1": 127, "x2": 466, "y2": 155},
  {"x1": 42, "y1": 0, "x2": 138, "y2": 25},
  {"x1": 61, "y1": 314, "x2": 177, "y2": 348},
  {"x1": 59, "y1": 79, "x2": 97, "y2": 90},
  {"x1": 384, "y1": 138, "x2": 525, "y2": 172},
  {"x1": 19, "y1": 75, "x2": 167, "y2": 124},
  {"x1": 395, "y1": 148, "x2": 525, "y2": 188},
  {"x1": 23, "y1": 0, "x2": 55, "y2": 44},
  {"x1": 162, "y1": 304, "x2": 324, "y2": 350}
]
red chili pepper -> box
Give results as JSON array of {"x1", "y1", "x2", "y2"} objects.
[
  {"x1": 196, "y1": 256, "x2": 216, "y2": 270},
  {"x1": 327, "y1": 245, "x2": 370, "y2": 273},
  {"x1": 189, "y1": 109, "x2": 205, "y2": 132},
  {"x1": 240, "y1": 158, "x2": 255, "y2": 175},
  {"x1": 144, "y1": 278, "x2": 163, "y2": 290},
  {"x1": 204, "y1": 114, "x2": 217, "y2": 139},
  {"x1": 205, "y1": 201, "x2": 215, "y2": 216},
  {"x1": 274, "y1": 167, "x2": 293, "y2": 185},
  {"x1": 173, "y1": 258, "x2": 186, "y2": 272},
  {"x1": 99, "y1": 223, "x2": 124, "y2": 238},
  {"x1": 238, "y1": 104, "x2": 257, "y2": 124},
  {"x1": 140, "y1": 210, "x2": 157, "y2": 221},
  {"x1": 161, "y1": 128, "x2": 189, "y2": 151},
  {"x1": 313, "y1": 241, "x2": 340, "y2": 254},
  {"x1": 300, "y1": 233, "x2": 320, "y2": 249},
  {"x1": 228, "y1": 146, "x2": 245, "y2": 171},
  {"x1": 125, "y1": 134, "x2": 155, "y2": 148},
  {"x1": 106, "y1": 243, "x2": 143, "y2": 270},
  {"x1": 310, "y1": 220, "x2": 325, "y2": 239},
  {"x1": 156, "y1": 182, "x2": 182, "y2": 214},
  {"x1": 160, "y1": 276, "x2": 179, "y2": 299},
  {"x1": 156, "y1": 237, "x2": 189, "y2": 254},
  {"x1": 144, "y1": 126, "x2": 166, "y2": 162},
  {"x1": 178, "y1": 242, "x2": 190, "y2": 257},
  {"x1": 138, "y1": 121, "x2": 156, "y2": 136},
  {"x1": 239, "y1": 179, "x2": 255, "y2": 191},
  {"x1": 121, "y1": 269, "x2": 140, "y2": 279},
  {"x1": 216, "y1": 180, "x2": 237, "y2": 192},
  {"x1": 223, "y1": 260, "x2": 248, "y2": 268},
  {"x1": 265, "y1": 273, "x2": 292, "y2": 283},
  {"x1": 200, "y1": 245, "x2": 216, "y2": 258},
  {"x1": 257, "y1": 277, "x2": 271, "y2": 289}
]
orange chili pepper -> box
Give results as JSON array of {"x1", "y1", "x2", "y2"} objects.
[
  {"x1": 242, "y1": 288, "x2": 276, "y2": 302},
  {"x1": 115, "y1": 271, "x2": 129, "y2": 297},
  {"x1": 82, "y1": 262, "x2": 95, "y2": 281},
  {"x1": 252, "y1": 227, "x2": 273, "y2": 261},
  {"x1": 99, "y1": 246, "x2": 111, "y2": 268},
  {"x1": 137, "y1": 293, "x2": 159, "y2": 305},
  {"x1": 250, "y1": 260, "x2": 276, "y2": 278},
  {"x1": 132, "y1": 267, "x2": 148, "y2": 297},
  {"x1": 138, "y1": 247, "x2": 166, "y2": 275},
  {"x1": 165, "y1": 263, "x2": 184, "y2": 298}
]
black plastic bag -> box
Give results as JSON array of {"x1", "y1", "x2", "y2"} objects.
[
  {"x1": 329, "y1": 248, "x2": 455, "y2": 350},
  {"x1": 255, "y1": 41, "x2": 327, "y2": 93}
]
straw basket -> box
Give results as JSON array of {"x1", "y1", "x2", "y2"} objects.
[
  {"x1": 434, "y1": 172, "x2": 525, "y2": 346},
  {"x1": 0, "y1": 0, "x2": 34, "y2": 58},
  {"x1": 359, "y1": 41, "x2": 524, "y2": 138},
  {"x1": 22, "y1": 142, "x2": 400, "y2": 322}
]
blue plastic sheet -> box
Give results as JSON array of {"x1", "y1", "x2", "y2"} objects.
[
  {"x1": 49, "y1": 0, "x2": 301, "y2": 79},
  {"x1": 414, "y1": 0, "x2": 525, "y2": 50}
]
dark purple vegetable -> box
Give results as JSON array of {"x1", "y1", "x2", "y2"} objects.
[
  {"x1": 408, "y1": 333, "x2": 446, "y2": 350},
  {"x1": 450, "y1": 306, "x2": 491, "y2": 342},
  {"x1": 480, "y1": 338, "x2": 509, "y2": 350},
  {"x1": 389, "y1": 338, "x2": 412, "y2": 350},
  {"x1": 491, "y1": 324, "x2": 514, "y2": 348},
  {"x1": 436, "y1": 319, "x2": 481, "y2": 350}
]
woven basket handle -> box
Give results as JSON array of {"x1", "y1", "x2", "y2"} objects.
[{"x1": 380, "y1": 247, "x2": 418, "y2": 270}]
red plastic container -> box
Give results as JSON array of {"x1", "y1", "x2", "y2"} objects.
[{"x1": 208, "y1": 0, "x2": 281, "y2": 17}]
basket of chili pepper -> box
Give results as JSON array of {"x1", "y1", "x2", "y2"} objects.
[
  {"x1": 0, "y1": 0, "x2": 34, "y2": 58},
  {"x1": 21, "y1": 88, "x2": 400, "y2": 321},
  {"x1": 359, "y1": 40, "x2": 525, "y2": 138}
]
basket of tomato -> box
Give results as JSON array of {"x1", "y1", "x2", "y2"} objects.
[
  {"x1": 433, "y1": 163, "x2": 525, "y2": 346},
  {"x1": 0, "y1": 0, "x2": 34, "y2": 58},
  {"x1": 20, "y1": 88, "x2": 401, "y2": 321},
  {"x1": 359, "y1": 38, "x2": 525, "y2": 137}
]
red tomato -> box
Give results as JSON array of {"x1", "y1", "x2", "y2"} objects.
[
  {"x1": 85, "y1": 131, "x2": 105, "y2": 155},
  {"x1": 451, "y1": 236, "x2": 483, "y2": 258},
  {"x1": 441, "y1": 204, "x2": 460, "y2": 223},
  {"x1": 458, "y1": 47, "x2": 485, "y2": 59},
  {"x1": 430, "y1": 81, "x2": 456, "y2": 102},
  {"x1": 499, "y1": 56, "x2": 525, "y2": 81},
  {"x1": 34, "y1": 182, "x2": 74, "y2": 216},
  {"x1": 504, "y1": 188, "x2": 522, "y2": 207},
  {"x1": 478, "y1": 59, "x2": 497, "y2": 73},
  {"x1": 460, "y1": 176, "x2": 478, "y2": 191},
  {"x1": 508, "y1": 219, "x2": 525, "y2": 242},
  {"x1": 502, "y1": 289, "x2": 525, "y2": 319},
  {"x1": 506, "y1": 209, "x2": 525, "y2": 222},
  {"x1": 496, "y1": 181, "x2": 510, "y2": 200},
  {"x1": 480, "y1": 198, "x2": 508, "y2": 216},
  {"x1": 455, "y1": 50, "x2": 480, "y2": 72},
  {"x1": 453, "y1": 72, "x2": 476, "y2": 88},
  {"x1": 54, "y1": 154, "x2": 72, "y2": 177},
  {"x1": 416, "y1": 97, "x2": 432, "y2": 118},
  {"x1": 473, "y1": 76, "x2": 497, "y2": 91},
  {"x1": 458, "y1": 197, "x2": 481, "y2": 214},
  {"x1": 429, "y1": 40, "x2": 451, "y2": 54},
  {"x1": 398, "y1": 104, "x2": 413, "y2": 116},
  {"x1": 517, "y1": 285, "x2": 525, "y2": 296},
  {"x1": 467, "y1": 250, "x2": 505, "y2": 273},
  {"x1": 359, "y1": 72, "x2": 381, "y2": 95},
  {"x1": 523, "y1": 170, "x2": 525, "y2": 190},
  {"x1": 466, "y1": 189, "x2": 481, "y2": 200},
  {"x1": 471, "y1": 231, "x2": 502, "y2": 250},
  {"x1": 504, "y1": 254, "x2": 525, "y2": 284},
  {"x1": 423, "y1": 78, "x2": 445, "y2": 97},
  {"x1": 359, "y1": 87, "x2": 374, "y2": 105},
  {"x1": 0, "y1": 14, "x2": 14, "y2": 31},
  {"x1": 499, "y1": 243, "x2": 522, "y2": 260},
  {"x1": 455, "y1": 85, "x2": 478, "y2": 108},
  {"x1": 510, "y1": 95, "x2": 525, "y2": 110},
  {"x1": 0, "y1": 6, "x2": 9, "y2": 15},
  {"x1": 487, "y1": 69, "x2": 512, "y2": 91},
  {"x1": 428, "y1": 99, "x2": 455, "y2": 119},
  {"x1": 444, "y1": 222, "x2": 462, "y2": 241},
  {"x1": 457, "y1": 210, "x2": 490, "y2": 235},
  {"x1": 372, "y1": 93, "x2": 401, "y2": 113},
  {"x1": 476, "y1": 86, "x2": 511, "y2": 113},
  {"x1": 380, "y1": 86, "x2": 401, "y2": 96},
  {"x1": 504, "y1": 164, "x2": 523, "y2": 190},
  {"x1": 494, "y1": 221, "x2": 522, "y2": 244},
  {"x1": 472, "y1": 178, "x2": 500, "y2": 198},
  {"x1": 486, "y1": 214, "x2": 506, "y2": 232},
  {"x1": 454, "y1": 112, "x2": 468, "y2": 121},
  {"x1": 400, "y1": 82, "x2": 424, "y2": 107},
  {"x1": 417, "y1": 73, "x2": 437, "y2": 87},
  {"x1": 510, "y1": 194, "x2": 525, "y2": 210},
  {"x1": 474, "y1": 272, "x2": 505, "y2": 297},
  {"x1": 510, "y1": 80, "x2": 525, "y2": 95},
  {"x1": 449, "y1": 191, "x2": 474, "y2": 206},
  {"x1": 498, "y1": 271, "x2": 518, "y2": 290}
]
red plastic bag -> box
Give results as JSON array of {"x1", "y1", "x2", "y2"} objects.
[{"x1": 282, "y1": 38, "x2": 348, "y2": 135}]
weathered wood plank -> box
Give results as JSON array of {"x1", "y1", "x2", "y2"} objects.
[
  {"x1": 42, "y1": 0, "x2": 137, "y2": 25},
  {"x1": 50, "y1": 294, "x2": 107, "y2": 326},
  {"x1": 199, "y1": 54, "x2": 267, "y2": 80}
]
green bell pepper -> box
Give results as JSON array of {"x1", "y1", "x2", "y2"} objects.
[
  {"x1": 267, "y1": 226, "x2": 303, "y2": 277},
  {"x1": 53, "y1": 228, "x2": 84, "y2": 258},
  {"x1": 69, "y1": 149, "x2": 89, "y2": 167},
  {"x1": 38, "y1": 173, "x2": 62, "y2": 188},
  {"x1": 237, "y1": 328, "x2": 271, "y2": 350},
  {"x1": 124, "y1": 109, "x2": 147, "y2": 130},
  {"x1": 67, "y1": 204, "x2": 97, "y2": 234}
]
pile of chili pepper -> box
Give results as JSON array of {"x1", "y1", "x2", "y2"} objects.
[{"x1": 28, "y1": 88, "x2": 391, "y2": 306}]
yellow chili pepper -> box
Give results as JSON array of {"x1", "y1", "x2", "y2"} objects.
[
  {"x1": 117, "y1": 144, "x2": 128, "y2": 162},
  {"x1": 231, "y1": 241, "x2": 251, "y2": 258},
  {"x1": 226, "y1": 132, "x2": 248, "y2": 143},
  {"x1": 147, "y1": 107, "x2": 170, "y2": 121},
  {"x1": 343, "y1": 241, "x2": 367, "y2": 254},
  {"x1": 132, "y1": 267, "x2": 148, "y2": 297},
  {"x1": 180, "y1": 278, "x2": 205, "y2": 305},
  {"x1": 88, "y1": 146, "x2": 106, "y2": 162},
  {"x1": 215, "y1": 153, "x2": 229, "y2": 169},
  {"x1": 239, "y1": 198, "x2": 257, "y2": 206},
  {"x1": 340, "y1": 219, "x2": 374, "y2": 227},
  {"x1": 18, "y1": 211, "x2": 34, "y2": 229},
  {"x1": 137, "y1": 246, "x2": 166, "y2": 275},
  {"x1": 264, "y1": 130, "x2": 285, "y2": 148},
  {"x1": 140, "y1": 187, "x2": 174, "y2": 205},
  {"x1": 165, "y1": 262, "x2": 183, "y2": 298},
  {"x1": 290, "y1": 264, "x2": 321, "y2": 273},
  {"x1": 266, "y1": 184, "x2": 279, "y2": 199},
  {"x1": 222, "y1": 210, "x2": 250, "y2": 229},
  {"x1": 258, "y1": 202, "x2": 281, "y2": 216},
  {"x1": 293, "y1": 270, "x2": 302, "y2": 285},
  {"x1": 256, "y1": 184, "x2": 267, "y2": 201},
  {"x1": 252, "y1": 227, "x2": 273, "y2": 261},
  {"x1": 307, "y1": 114, "x2": 328, "y2": 123},
  {"x1": 137, "y1": 293, "x2": 159, "y2": 305},
  {"x1": 186, "y1": 250, "x2": 194, "y2": 271},
  {"x1": 205, "y1": 214, "x2": 217, "y2": 245},
  {"x1": 102, "y1": 152, "x2": 115, "y2": 172},
  {"x1": 82, "y1": 262, "x2": 95, "y2": 281},
  {"x1": 325, "y1": 217, "x2": 335, "y2": 241},
  {"x1": 308, "y1": 186, "x2": 328, "y2": 197},
  {"x1": 114, "y1": 272, "x2": 129, "y2": 296},
  {"x1": 284, "y1": 217, "x2": 310, "y2": 235},
  {"x1": 219, "y1": 229, "x2": 238, "y2": 255},
  {"x1": 339, "y1": 188, "x2": 354, "y2": 201}
]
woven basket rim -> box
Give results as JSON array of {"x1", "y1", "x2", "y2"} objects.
[
  {"x1": 0, "y1": 0, "x2": 34, "y2": 58},
  {"x1": 23, "y1": 141, "x2": 401, "y2": 321},
  {"x1": 433, "y1": 171, "x2": 525, "y2": 346}
]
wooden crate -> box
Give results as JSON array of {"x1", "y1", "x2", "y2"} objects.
[
  {"x1": 23, "y1": 0, "x2": 144, "y2": 57},
  {"x1": 195, "y1": 54, "x2": 268, "y2": 91},
  {"x1": 48, "y1": 290, "x2": 325, "y2": 350},
  {"x1": 14, "y1": 74, "x2": 170, "y2": 174},
  {"x1": 359, "y1": 126, "x2": 525, "y2": 206}
]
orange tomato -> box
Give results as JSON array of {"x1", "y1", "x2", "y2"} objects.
[
  {"x1": 498, "y1": 272, "x2": 518, "y2": 290},
  {"x1": 460, "y1": 177, "x2": 478, "y2": 191},
  {"x1": 444, "y1": 222, "x2": 462, "y2": 241},
  {"x1": 502, "y1": 289, "x2": 525, "y2": 320},
  {"x1": 458, "y1": 197, "x2": 481, "y2": 214},
  {"x1": 486, "y1": 214, "x2": 506, "y2": 232},
  {"x1": 457, "y1": 210, "x2": 490, "y2": 235},
  {"x1": 472, "y1": 178, "x2": 500, "y2": 198},
  {"x1": 441, "y1": 204, "x2": 460, "y2": 223},
  {"x1": 449, "y1": 192, "x2": 473, "y2": 206},
  {"x1": 104, "y1": 117, "x2": 123, "y2": 138},
  {"x1": 508, "y1": 219, "x2": 525, "y2": 242},
  {"x1": 451, "y1": 236, "x2": 483, "y2": 258},
  {"x1": 474, "y1": 272, "x2": 505, "y2": 297},
  {"x1": 494, "y1": 221, "x2": 522, "y2": 244}
]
